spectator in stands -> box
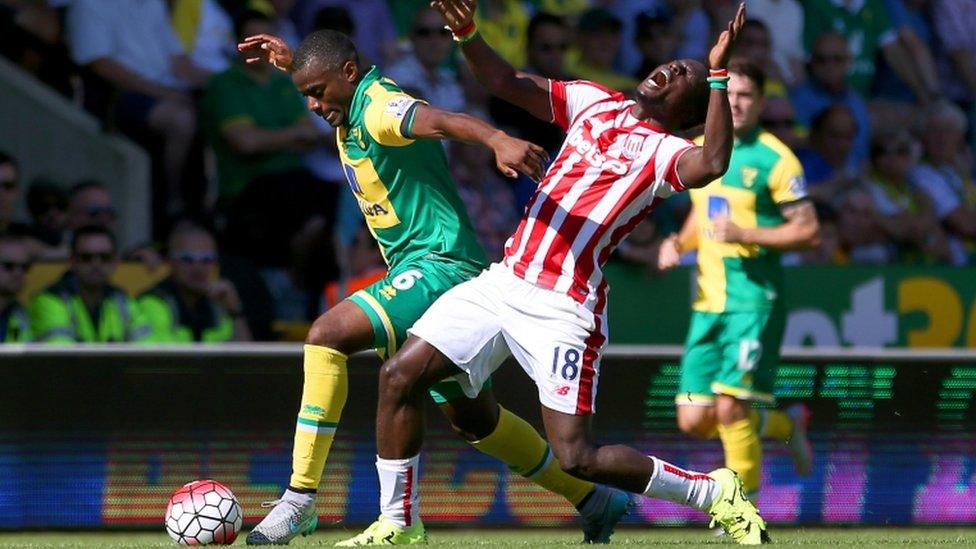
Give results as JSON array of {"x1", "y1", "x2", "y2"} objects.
[
  {"x1": 0, "y1": 151, "x2": 29, "y2": 238},
  {"x1": 744, "y1": 0, "x2": 804, "y2": 86},
  {"x1": 202, "y1": 8, "x2": 320, "y2": 205},
  {"x1": 0, "y1": 236, "x2": 31, "y2": 342},
  {"x1": 871, "y1": 0, "x2": 941, "y2": 111},
  {"x1": 760, "y1": 95, "x2": 801, "y2": 150},
  {"x1": 30, "y1": 225, "x2": 150, "y2": 343},
  {"x1": 474, "y1": 0, "x2": 529, "y2": 69},
  {"x1": 170, "y1": 0, "x2": 235, "y2": 73},
  {"x1": 451, "y1": 141, "x2": 517, "y2": 262},
  {"x1": 912, "y1": 101, "x2": 976, "y2": 265},
  {"x1": 66, "y1": 0, "x2": 211, "y2": 216},
  {"x1": 796, "y1": 105, "x2": 861, "y2": 208},
  {"x1": 321, "y1": 225, "x2": 385, "y2": 311},
  {"x1": 565, "y1": 7, "x2": 636, "y2": 92},
  {"x1": 790, "y1": 32, "x2": 870, "y2": 171},
  {"x1": 802, "y1": 0, "x2": 936, "y2": 101},
  {"x1": 386, "y1": 7, "x2": 466, "y2": 113},
  {"x1": 0, "y1": 0, "x2": 76, "y2": 97},
  {"x1": 66, "y1": 180, "x2": 116, "y2": 233},
  {"x1": 25, "y1": 181, "x2": 68, "y2": 248},
  {"x1": 610, "y1": 0, "x2": 710, "y2": 76},
  {"x1": 632, "y1": 11, "x2": 678, "y2": 81},
  {"x1": 853, "y1": 129, "x2": 950, "y2": 264},
  {"x1": 139, "y1": 223, "x2": 250, "y2": 342},
  {"x1": 931, "y1": 0, "x2": 976, "y2": 107},
  {"x1": 295, "y1": 0, "x2": 398, "y2": 66},
  {"x1": 736, "y1": 19, "x2": 787, "y2": 97}
]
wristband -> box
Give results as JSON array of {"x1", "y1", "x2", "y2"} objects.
[
  {"x1": 452, "y1": 21, "x2": 478, "y2": 43},
  {"x1": 709, "y1": 68, "x2": 728, "y2": 77},
  {"x1": 707, "y1": 75, "x2": 729, "y2": 90}
]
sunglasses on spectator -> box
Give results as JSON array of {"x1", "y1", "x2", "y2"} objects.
[
  {"x1": 0, "y1": 260, "x2": 30, "y2": 273},
  {"x1": 87, "y1": 205, "x2": 116, "y2": 218},
  {"x1": 762, "y1": 118, "x2": 795, "y2": 128},
  {"x1": 534, "y1": 42, "x2": 568, "y2": 53},
  {"x1": 412, "y1": 26, "x2": 452, "y2": 38},
  {"x1": 175, "y1": 251, "x2": 217, "y2": 264},
  {"x1": 0, "y1": 181, "x2": 17, "y2": 191},
  {"x1": 76, "y1": 252, "x2": 115, "y2": 263}
]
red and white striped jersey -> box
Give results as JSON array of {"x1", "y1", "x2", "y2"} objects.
[{"x1": 502, "y1": 79, "x2": 694, "y2": 314}]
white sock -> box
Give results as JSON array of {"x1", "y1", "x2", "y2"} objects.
[
  {"x1": 376, "y1": 455, "x2": 421, "y2": 528},
  {"x1": 642, "y1": 456, "x2": 720, "y2": 511}
]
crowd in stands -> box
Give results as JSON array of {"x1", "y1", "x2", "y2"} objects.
[{"x1": 0, "y1": 0, "x2": 974, "y2": 342}]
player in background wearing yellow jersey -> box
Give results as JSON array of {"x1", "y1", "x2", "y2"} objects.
[{"x1": 658, "y1": 58, "x2": 819, "y2": 500}]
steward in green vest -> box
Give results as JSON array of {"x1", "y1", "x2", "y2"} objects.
[
  {"x1": 30, "y1": 226, "x2": 149, "y2": 343},
  {"x1": 0, "y1": 236, "x2": 32, "y2": 342},
  {"x1": 138, "y1": 224, "x2": 251, "y2": 343}
]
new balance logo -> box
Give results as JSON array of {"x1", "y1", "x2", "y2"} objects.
[{"x1": 554, "y1": 386, "x2": 571, "y2": 396}]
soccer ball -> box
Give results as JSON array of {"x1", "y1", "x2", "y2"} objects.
[{"x1": 165, "y1": 479, "x2": 243, "y2": 545}]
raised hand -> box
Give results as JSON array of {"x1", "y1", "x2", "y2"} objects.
[
  {"x1": 708, "y1": 2, "x2": 746, "y2": 69},
  {"x1": 237, "y1": 33, "x2": 293, "y2": 72},
  {"x1": 489, "y1": 133, "x2": 549, "y2": 181},
  {"x1": 430, "y1": 0, "x2": 476, "y2": 31}
]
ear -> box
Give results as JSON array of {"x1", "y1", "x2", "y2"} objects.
[{"x1": 343, "y1": 60, "x2": 359, "y2": 83}]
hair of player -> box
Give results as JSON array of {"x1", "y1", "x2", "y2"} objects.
[
  {"x1": 810, "y1": 104, "x2": 857, "y2": 134},
  {"x1": 728, "y1": 57, "x2": 766, "y2": 97},
  {"x1": 71, "y1": 224, "x2": 116, "y2": 255},
  {"x1": 292, "y1": 30, "x2": 358, "y2": 73},
  {"x1": 232, "y1": 8, "x2": 271, "y2": 42},
  {"x1": 527, "y1": 12, "x2": 567, "y2": 44}
]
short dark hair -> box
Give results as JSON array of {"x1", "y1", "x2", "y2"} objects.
[
  {"x1": 810, "y1": 104, "x2": 856, "y2": 134},
  {"x1": 727, "y1": 57, "x2": 766, "y2": 96},
  {"x1": 233, "y1": 9, "x2": 271, "y2": 42},
  {"x1": 71, "y1": 225, "x2": 116, "y2": 254},
  {"x1": 0, "y1": 150, "x2": 17, "y2": 171},
  {"x1": 292, "y1": 30, "x2": 358, "y2": 73},
  {"x1": 69, "y1": 179, "x2": 108, "y2": 201},
  {"x1": 527, "y1": 12, "x2": 566, "y2": 44}
]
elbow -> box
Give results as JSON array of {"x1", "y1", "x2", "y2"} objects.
[
  {"x1": 706, "y1": 158, "x2": 730, "y2": 180},
  {"x1": 804, "y1": 223, "x2": 823, "y2": 249}
]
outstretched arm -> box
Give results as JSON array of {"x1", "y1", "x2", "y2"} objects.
[
  {"x1": 674, "y1": 3, "x2": 746, "y2": 189},
  {"x1": 432, "y1": 0, "x2": 552, "y2": 121},
  {"x1": 409, "y1": 104, "x2": 548, "y2": 181}
]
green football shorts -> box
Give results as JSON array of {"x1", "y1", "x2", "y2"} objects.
[
  {"x1": 676, "y1": 307, "x2": 785, "y2": 405},
  {"x1": 347, "y1": 259, "x2": 491, "y2": 404}
]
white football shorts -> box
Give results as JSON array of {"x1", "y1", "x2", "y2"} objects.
[{"x1": 408, "y1": 263, "x2": 608, "y2": 415}]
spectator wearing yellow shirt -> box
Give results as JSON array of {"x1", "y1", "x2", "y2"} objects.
[{"x1": 475, "y1": 0, "x2": 529, "y2": 69}]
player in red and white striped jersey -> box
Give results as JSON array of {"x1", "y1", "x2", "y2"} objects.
[{"x1": 356, "y1": 2, "x2": 770, "y2": 545}]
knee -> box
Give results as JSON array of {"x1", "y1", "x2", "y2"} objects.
[
  {"x1": 715, "y1": 397, "x2": 749, "y2": 425},
  {"x1": 306, "y1": 314, "x2": 347, "y2": 351},
  {"x1": 677, "y1": 414, "x2": 715, "y2": 439},
  {"x1": 379, "y1": 355, "x2": 421, "y2": 402},
  {"x1": 551, "y1": 442, "x2": 597, "y2": 479}
]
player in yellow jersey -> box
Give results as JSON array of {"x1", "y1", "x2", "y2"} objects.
[
  {"x1": 659, "y1": 58, "x2": 820, "y2": 500},
  {"x1": 238, "y1": 29, "x2": 631, "y2": 545}
]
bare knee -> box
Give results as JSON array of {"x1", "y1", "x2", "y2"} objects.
[
  {"x1": 379, "y1": 354, "x2": 423, "y2": 404},
  {"x1": 715, "y1": 396, "x2": 750, "y2": 425},
  {"x1": 676, "y1": 406, "x2": 717, "y2": 439},
  {"x1": 551, "y1": 441, "x2": 598, "y2": 479}
]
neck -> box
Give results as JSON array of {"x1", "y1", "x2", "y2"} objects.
[
  {"x1": 629, "y1": 101, "x2": 667, "y2": 129},
  {"x1": 176, "y1": 286, "x2": 204, "y2": 309},
  {"x1": 734, "y1": 123, "x2": 757, "y2": 139},
  {"x1": 79, "y1": 284, "x2": 104, "y2": 310}
]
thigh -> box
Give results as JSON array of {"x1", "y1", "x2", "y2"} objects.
[
  {"x1": 409, "y1": 270, "x2": 510, "y2": 399},
  {"x1": 347, "y1": 262, "x2": 465, "y2": 359},
  {"x1": 500, "y1": 278, "x2": 606, "y2": 416},
  {"x1": 713, "y1": 308, "x2": 783, "y2": 404},
  {"x1": 677, "y1": 312, "x2": 723, "y2": 406}
]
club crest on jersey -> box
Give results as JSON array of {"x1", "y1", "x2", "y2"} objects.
[
  {"x1": 621, "y1": 134, "x2": 646, "y2": 160},
  {"x1": 567, "y1": 130, "x2": 629, "y2": 175},
  {"x1": 741, "y1": 166, "x2": 758, "y2": 188}
]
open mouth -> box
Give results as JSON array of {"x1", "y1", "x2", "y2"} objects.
[{"x1": 647, "y1": 68, "x2": 671, "y2": 89}]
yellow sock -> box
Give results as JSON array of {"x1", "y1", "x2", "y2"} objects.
[
  {"x1": 717, "y1": 417, "x2": 762, "y2": 496},
  {"x1": 752, "y1": 408, "x2": 793, "y2": 442},
  {"x1": 470, "y1": 406, "x2": 594, "y2": 506},
  {"x1": 289, "y1": 344, "x2": 348, "y2": 490}
]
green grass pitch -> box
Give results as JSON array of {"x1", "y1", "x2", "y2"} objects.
[{"x1": 1, "y1": 528, "x2": 975, "y2": 548}]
